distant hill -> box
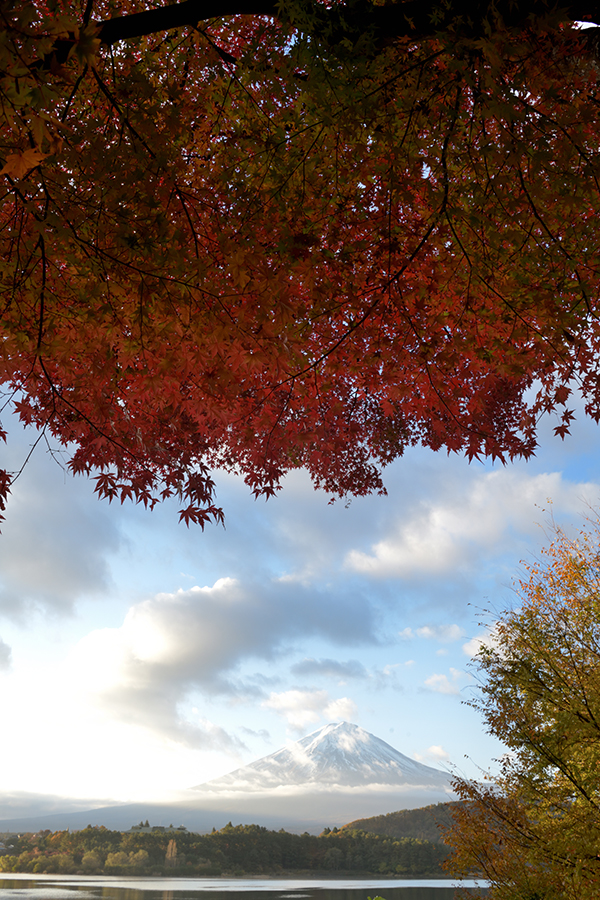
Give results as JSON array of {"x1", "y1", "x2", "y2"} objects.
[{"x1": 341, "y1": 801, "x2": 463, "y2": 844}]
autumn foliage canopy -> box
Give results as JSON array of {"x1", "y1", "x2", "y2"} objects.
[{"x1": 1, "y1": 0, "x2": 600, "y2": 524}]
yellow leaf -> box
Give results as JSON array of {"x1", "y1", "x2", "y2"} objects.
[{"x1": 0, "y1": 148, "x2": 48, "y2": 179}]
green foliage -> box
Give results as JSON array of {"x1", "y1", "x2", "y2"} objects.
[
  {"x1": 0, "y1": 820, "x2": 448, "y2": 876},
  {"x1": 81, "y1": 851, "x2": 102, "y2": 872},
  {"x1": 446, "y1": 517, "x2": 600, "y2": 899}
]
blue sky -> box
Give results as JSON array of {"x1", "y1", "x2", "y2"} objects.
[{"x1": 1, "y1": 398, "x2": 599, "y2": 815}]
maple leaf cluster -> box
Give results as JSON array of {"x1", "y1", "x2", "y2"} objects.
[{"x1": 0, "y1": 0, "x2": 599, "y2": 523}]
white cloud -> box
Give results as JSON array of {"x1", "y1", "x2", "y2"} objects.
[
  {"x1": 326, "y1": 696, "x2": 358, "y2": 721},
  {"x1": 463, "y1": 628, "x2": 500, "y2": 658},
  {"x1": 0, "y1": 638, "x2": 11, "y2": 671},
  {"x1": 424, "y1": 668, "x2": 465, "y2": 696},
  {"x1": 263, "y1": 689, "x2": 327, "y2": 729},
  {"x1": 263, "y1": 689, "x2": 357, "y2": 731},
  {"x1": 416, "y1": 624, "x2": 465, "y2": 642},
  {"x1": 427, "y1": 745, "x2": 450, "y2": 760},
  {"x1": 399, "y1": 624, "x2": 464, "y2": 644},
  {"x1": 424, "y1": 674, "x2": 459, "y2": 695},
  {"x1": 345, "y1": 470, "x2": 598, "y2": 578},
  {"x1": 382, "y1": 663, "x2": 400, "y2": 675},
  {"x1": 414, "y1": 745, "x2": 451, "y2": 763}
]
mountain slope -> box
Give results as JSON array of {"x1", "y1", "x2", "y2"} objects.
[
  {"x1": 191, "y1": 722, "x2": 452, "y2": 792},
  {"x1": 342, "y1": 801, "x2": 463, "y2": 844}
]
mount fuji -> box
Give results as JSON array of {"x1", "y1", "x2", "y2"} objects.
[
  {"x1": 0, "y1": 723, "x2": 455, "y2": 833},
  {"x1": 169, "y1": 721, "x2": 455, "y2": 831},
  {"x1": 191, "y1": 722, "x2": 451, "y2": 792}
]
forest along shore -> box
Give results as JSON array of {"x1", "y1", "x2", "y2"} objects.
[{"x1": 0, "y1": 822, "x2": 450, "y2": 878}]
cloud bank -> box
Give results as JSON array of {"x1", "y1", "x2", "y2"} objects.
[
  {"x1": 345, "y1": 470, "x2": 598, "y2": 579},
  {"x1": 68, "y1": 577, "x2": 377, "y2": 747}
]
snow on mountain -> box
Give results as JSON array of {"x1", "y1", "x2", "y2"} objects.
[
  {"x1": 191, "y1": 722, "x2": 452, "y2": 792},
  {"x1": 0, "y1": 724, "x2": 454, "y2": 833}
]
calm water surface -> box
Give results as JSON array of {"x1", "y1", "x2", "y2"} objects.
[{"x1": 0, "y1": 875, "x2": 489, "y2": 900}]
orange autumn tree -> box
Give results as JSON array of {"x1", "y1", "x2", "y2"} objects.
[
  {"x1": 445, "y1": 519, "x2": 600, "y2": 900},
  {"x1": 1, "y1": 0, "x2": 600, "y2": 524}
]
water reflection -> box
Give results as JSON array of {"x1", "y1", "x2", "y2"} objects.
[{"x1": 0, "y1": 876, "x2": 488, "y2": 900}]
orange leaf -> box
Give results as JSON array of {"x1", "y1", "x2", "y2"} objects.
[{"x1": 0, "y1": 148, "x2": 48, "y2": 179}]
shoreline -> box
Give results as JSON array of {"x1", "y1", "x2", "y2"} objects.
[{"x1": 0, "y1": 872, "x2": 488, "y2": 888}]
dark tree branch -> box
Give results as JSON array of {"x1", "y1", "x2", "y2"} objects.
[
  {"x1": 38, "y1": 1, "x2": 600, "y2": 74},
  {"x1": 97, "y1": 0, "x2": 277, "y2": 46},
  {"x1": 92, "y1": 0, "x2": 600, "y2": 49}
]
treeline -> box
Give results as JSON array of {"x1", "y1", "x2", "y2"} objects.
[{"x1": 0, "y1": 822, "x2": 449, "y2": 877}]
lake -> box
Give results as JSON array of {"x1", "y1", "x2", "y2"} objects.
[{"x1": 0, "y1": 874, "x2": 489, "y2": 900}]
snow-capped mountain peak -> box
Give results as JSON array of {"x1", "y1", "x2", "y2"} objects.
[{"x1": 191, "y1": 722, "x2": 451, "y2": 792}]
